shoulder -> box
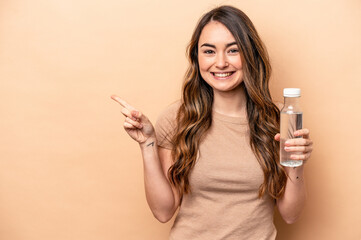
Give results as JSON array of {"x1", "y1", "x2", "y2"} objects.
[
  {"x1": 157, "y1": 100, "x2": 181, "y2": 122},
  {"x1": 155, "y1": 99, "x2": 182, "y2": 130},
  {"x1": 155, "y1": 100, "x2": 182, "y2": 149},
  {"x1": 158, "y1": 99, "x2": 182, "y2": 119}
]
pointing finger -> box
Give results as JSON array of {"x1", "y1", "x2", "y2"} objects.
[
  {"x1": 110, "y1": 95, "x2": 137, "y2": 111},
  {"x1": 111, "y1": 95, "x2": 147, "y2": 122}
]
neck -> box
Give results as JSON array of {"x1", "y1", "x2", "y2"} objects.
[{"x1": 212, "y1": 83, "x2": 247, "y2": 117}]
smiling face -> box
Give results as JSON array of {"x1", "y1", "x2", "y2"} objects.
[{"x1": 198, "y1": 21, "x2": 244, "y2": 94}]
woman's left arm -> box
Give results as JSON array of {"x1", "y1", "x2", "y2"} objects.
[{"x1": 274, "y1": 128, "x2": 313, "y2": 224}]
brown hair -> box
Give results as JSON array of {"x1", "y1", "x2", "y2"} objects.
[{"x1": 168, "y1": 5, "x2": 287, "y2": 200}]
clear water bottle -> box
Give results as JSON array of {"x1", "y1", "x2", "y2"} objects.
[{"x1": 280, "y1": 88, "x2": 303, "y2": 167}]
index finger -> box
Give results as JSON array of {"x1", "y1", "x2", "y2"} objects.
[
  {"x1": 110, "y1": 95, "x2": 135, "y2": 110},
  {"x1": 294, "y1": 128, "x2": 310, "y2": 139}
]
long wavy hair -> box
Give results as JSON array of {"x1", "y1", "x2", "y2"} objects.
[{"x1": 168, "y1": 5, "x2": 287, "y2": 201}]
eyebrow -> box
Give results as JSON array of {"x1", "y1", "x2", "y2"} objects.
[{"x1": 200, "y1": 41, "x2": 237, "y2": 48}]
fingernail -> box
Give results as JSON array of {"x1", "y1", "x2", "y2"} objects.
[{"x1": 284, "y1": 147, "x2": 290, "y2": 151}]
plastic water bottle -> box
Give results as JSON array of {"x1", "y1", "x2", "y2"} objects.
[{"x1": 280, "y1": 88, "x2": 303, "y2": 167}]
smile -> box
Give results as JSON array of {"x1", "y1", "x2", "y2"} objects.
[{"x1": 211, "y1": 71, "x2": 235, "y2": 79}]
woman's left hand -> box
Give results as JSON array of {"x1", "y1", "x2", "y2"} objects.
[{"x1": 274, "y1": 129, "x2": 313, "y2": 164}]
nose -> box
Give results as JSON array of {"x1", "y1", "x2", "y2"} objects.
[{"x1": 215, "y1": 52, "x2": 228, "y2": 69}]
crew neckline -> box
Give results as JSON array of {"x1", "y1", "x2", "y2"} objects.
[{"x1": 212, "y1": 110, "x2": 248, "y2": 125}]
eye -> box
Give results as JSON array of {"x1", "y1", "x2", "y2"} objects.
[
  {"x1": 228, "y1": 49, "x2": 239, "y2": 54},
  {"x1": 203, "y1": 50, "x2": 215, "y2": 54}
]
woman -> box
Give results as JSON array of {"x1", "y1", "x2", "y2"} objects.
[{"x1": 111, "y1": 5, "x2": 313, "y2": 239}]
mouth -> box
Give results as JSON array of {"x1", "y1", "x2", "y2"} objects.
[{"x1": 211, "y1": 71, "x2": 236, "y2": 79}]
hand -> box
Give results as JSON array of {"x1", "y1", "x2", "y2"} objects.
[
  {"x1": 111, "y1": 95, "x2": 155, "y2": 144},
  {"x1": 274, "y1": 129, "x2": 313, "y2": 164}
]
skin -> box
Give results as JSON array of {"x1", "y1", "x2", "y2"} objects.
[
  {"x1": 111, "y1": 20, "x2": 314, "y2": 224},
  {"x1": 275, "y1": 129, "x2": 313, "y2": 224},
  {"x1": 110, "y1": 95, "x2": 179, "y2": 223},
  {"x1": 198, "y1": 21, "x2": 247, "y2": 117}
]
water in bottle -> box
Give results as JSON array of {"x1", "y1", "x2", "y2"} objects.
[{"x1": 280, "y1": 88, "x2": 303, "y2": 167}]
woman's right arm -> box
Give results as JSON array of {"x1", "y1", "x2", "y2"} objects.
[
  {"x1": 140, "y1": 138, "x2": 180, "y2": 223},
  {"x1": 111, "y1": 95, "x2": 180, "y2": 223}
]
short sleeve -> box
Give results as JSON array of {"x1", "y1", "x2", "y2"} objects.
[{"x1": 154, "y1": 100, "x2": 181, "y2": 149}]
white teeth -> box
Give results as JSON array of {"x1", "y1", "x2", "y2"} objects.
[{"x1": 214, "y1": 72, "x2": 232, "y2": 77}]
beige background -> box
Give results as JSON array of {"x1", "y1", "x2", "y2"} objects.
[{"x1": 1, "y1": 0, "x2": 360, "y2": 239}]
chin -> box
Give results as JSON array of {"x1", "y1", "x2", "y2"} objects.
[
  {"x1": 216, "y1": 87, "x2": 240, "y2": 93},
  {"x1": 208, "y1": 79, "x2": 243, "y2": 92}
]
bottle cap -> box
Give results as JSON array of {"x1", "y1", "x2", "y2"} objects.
[{"x1": 283, "y1": 88, "x2": 301, "y2": 97}]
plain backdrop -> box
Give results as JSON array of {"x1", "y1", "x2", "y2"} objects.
[{"x1": 0, "y1": 0, "x2": 360, "y2": 239}]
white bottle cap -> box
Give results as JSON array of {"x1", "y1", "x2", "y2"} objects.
[{"x1": 283, "y1": 88, "x2": 301, "y2": 97}]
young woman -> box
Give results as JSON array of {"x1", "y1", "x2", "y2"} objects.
[{"x1": 111, "y1": 5, "x2": 313, "y2": 239}]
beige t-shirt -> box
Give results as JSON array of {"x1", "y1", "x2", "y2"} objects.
[{"x1": 155, "y1": 100, "x2": 277, "y2": 240}]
